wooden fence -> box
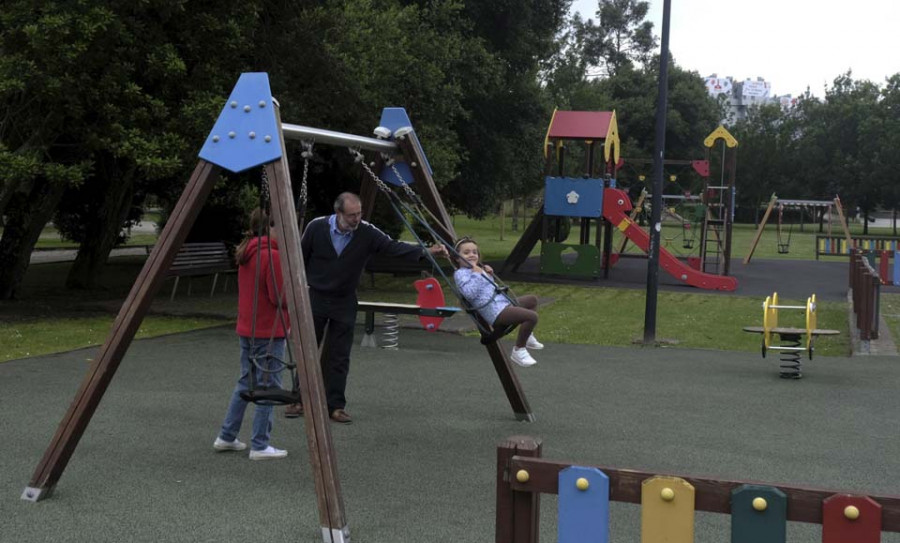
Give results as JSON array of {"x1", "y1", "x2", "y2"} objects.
[{"x1": 497, "y1": 435, "x2": 900, "y2": 543}]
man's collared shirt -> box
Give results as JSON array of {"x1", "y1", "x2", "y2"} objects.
[{"x1": 328, "y1": 214, "x2": 354, "y2": 256}]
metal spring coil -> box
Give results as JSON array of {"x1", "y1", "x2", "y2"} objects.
[
  {"x1": 778, "y1": 337, "x2": 802, "y2": 379},
  {"x1": 381, "y1": 313, "x2": 399, "y2": 350}
]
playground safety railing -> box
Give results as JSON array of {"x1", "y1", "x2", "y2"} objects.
[
  {"x1": 849, "y1": 251, "x2": 880, "y2": 341},
  {"x1": 496, "y1": 435, "x2": 900, "y2": 543},
  {"x1": 816, "y1": 234, "x2": 900, "y2": 259}
]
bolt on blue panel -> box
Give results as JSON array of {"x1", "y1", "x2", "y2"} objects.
[
  {"x1": 198, "y1": 73, "x2": 283, "y2": 173},
  {"x1": 559, "y1": 466, "x2": 609, "y2": 543},
  {"x1": 377, "y1": 107, "x2": 432, "y2": 187},
  {"x1": 544, "y1": 177, "x2": 604, "y2": 218}
]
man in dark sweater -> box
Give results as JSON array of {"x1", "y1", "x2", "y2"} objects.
[{"x1": 289, "y1": 192, "x2": 447, "y2": 423}]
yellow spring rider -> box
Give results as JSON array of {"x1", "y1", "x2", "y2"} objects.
[{"x1": 743, "y1": 293, "x2": 839, "y2": 379}]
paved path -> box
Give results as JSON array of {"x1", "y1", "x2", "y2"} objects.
[
  {"x1": 31, "y1": 220, "x2": 157, "y2": 264},
  {"x1": 30, "y1": 246, "x2": 150, "y2": 264}
]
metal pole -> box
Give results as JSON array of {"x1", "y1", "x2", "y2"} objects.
[
  {"x1": 281, "y1": 123, "x2": 399, "y2": 154},
  {"x1": 643, "y1": 0, "x2": 672, "y2": 345}
]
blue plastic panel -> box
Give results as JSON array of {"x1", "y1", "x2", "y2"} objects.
[
  {"x1": 544, "y1": 177, "x2": 604, "y2": 218},
  {"x1": 377, "y1": 107, "x2": 432, "y2": 187},
  {"x1": 894, "y1": 251, "x2": 899, "y2": 285},
  {"x1": 198, "y1": 73, "x2": 283, "y2": 173},
  {"x1": 559, "y1": 466, "x2": 609, "y2": 543}
]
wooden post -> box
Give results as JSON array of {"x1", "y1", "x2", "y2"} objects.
[
  {"x1": 23, "y1": 160, "x2": 221, "y2": 502},
  {"x1": 496, "y1": 436, "x2": 543, "y2": 543},
  {"x1": 744, "y1": 193, "x2": 778, "y2": 264},
  {"x1": 394, "y1": 130, "x2": 456, "y2": 243},
  {"x1": 834, "y1": 196, "x2": 853, "y2": 249},
  {"x1": 266, "y1": 110, "x2": 349, "y2": 538},
  {"x1": 485, "y1": 341, "x2": 534, "y2": 422}
]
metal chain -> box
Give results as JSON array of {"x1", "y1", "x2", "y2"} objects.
[
  {"x1": 298, "y1": 141, "x2": 312, "y2": 206},
  {"x1": 353, "y1": 149, "x2": 392, "y2": 194},
  {"x1": 390, "y1": 162, "x2": 419, "y2": 201},
  {"x1": 259, "y1": 166, "x2": 271, "y2": 210}
]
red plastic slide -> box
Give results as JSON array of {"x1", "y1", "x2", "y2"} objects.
[{"x1": 603, "y1": 188, "x2": 738, "y2": 291}]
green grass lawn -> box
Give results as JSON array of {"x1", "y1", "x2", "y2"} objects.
[
  {"x1": 454, "y1": 211, "x2": 898, "y2": 263},
  {"x1": 358, "y1": 274, "x2": 851, "y2": 357},
  {"x1": 879, "y1": 293, "x2": 900, "y2": 344},
  {"x1": 3, "y1": 210, "x2": 886, "y2": 363},
  {"x1": 1, "y1": 315, "x2": 227, "y2": 362}
]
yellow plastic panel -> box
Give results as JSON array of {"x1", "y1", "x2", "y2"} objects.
[
  {"x1": 703, "y1": 125, "x2": 738, "y2": 148},
  {"x1": 641, "y1": 476, "x2": 695, "y2": 543}
]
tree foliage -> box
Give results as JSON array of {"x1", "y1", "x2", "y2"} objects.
[
  {"x1": 4, "y1": 0, "x2": 900, "y2": 299},
  {"x1": 733, "y1": 71, "x2": 900, "y2": 232}
]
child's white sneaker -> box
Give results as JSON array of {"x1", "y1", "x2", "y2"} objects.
[
  {"x1": 510, "y1": 347, "x2": 537, "y2": 367},
  {"x1": 213, "y1": 437, "x2": 247, "y2": 452},
  {"x1": 249, "y1": 446, "x2": 288, "y2": 460},
  {"x1": 526, "y1": 334, "x2": 544, "y2": 350}
]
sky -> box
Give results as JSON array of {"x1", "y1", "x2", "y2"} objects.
[{"x1": 570, "y1": 0, "x2": 900, "y2": 98}]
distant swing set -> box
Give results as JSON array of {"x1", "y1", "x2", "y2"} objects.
[{"x1": 743, "y1": 194, "x2": 853, "y2": 263}]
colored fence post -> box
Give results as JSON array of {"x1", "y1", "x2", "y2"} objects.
[
  {"x1": 822, "y1": 494, "x2": 882, "y2": 543},
  {"x1": 731, "y1": 484, "x2": 787, "y2": 543},
  {"x1": 894, "y1": 251, "x2": 900, "y2": 286},
  {"x1": 641, "y1": 476, "x2": 695, "y2": 543},
  {"x1": 496, "y1": 436, "x2": 542, "y2": 543},
  {"x1": 558, "y1": 466, "x2": 609, "y2": 543}
]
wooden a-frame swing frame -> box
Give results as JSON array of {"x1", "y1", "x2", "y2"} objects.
[{"x1": 21, "y1": 73, "x2": 532, "y2": 543}]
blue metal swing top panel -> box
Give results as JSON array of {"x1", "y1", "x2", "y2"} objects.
[
  {"x1": 544, "y1": 177, "x2": 605, "y2": 218},
  {"x1": 198, "y1": 73, "x2": 283, "y2": 173},
  {"x1": 377, "y1": 107, "x2": 433, "y2": 187}
]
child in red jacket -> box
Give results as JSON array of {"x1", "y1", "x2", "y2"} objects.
[{"x1": 214, "y1": 208, "x2": 289, "y2": 460}]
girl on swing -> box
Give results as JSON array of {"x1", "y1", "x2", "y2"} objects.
[{"x1": 452, "y1": 237, "x2": 543, "y2": 367}]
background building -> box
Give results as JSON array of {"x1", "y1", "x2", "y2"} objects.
[{"x1": 705, "y1": 75, "x2": 794, "y2": 125}]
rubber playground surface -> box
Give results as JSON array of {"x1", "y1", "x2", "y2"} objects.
[{"x1": 3, "y1": 321, "x2": 899, "y2": 542}]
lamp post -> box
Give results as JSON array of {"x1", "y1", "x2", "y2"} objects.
[{"x1": 643, "y1": 0, "x2": 673, "y2": 345}]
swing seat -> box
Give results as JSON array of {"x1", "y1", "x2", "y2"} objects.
[
  {"x1": 462, "y1": 302, "x2": 519, "y2": 345},
  {"x1": 240, "y1": 386, "x2": 302, "y2": 406},
  {"x1": 777, "y1": 243, "x2": 790, "y2": 254},
  {"x1": 479, "y1": 322, "x2": 519, "y2": 345},
  {"x1": 682, "y1": 239, "x2": 694, "y2": 249}
]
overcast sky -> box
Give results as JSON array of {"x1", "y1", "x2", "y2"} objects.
[{"x1": 570, "y1": 0, "x2": 900, "y2": 97}]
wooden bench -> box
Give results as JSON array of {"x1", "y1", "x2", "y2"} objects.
[{"x1": 166, "y1": 242, "x2": 235, "y2": 301}]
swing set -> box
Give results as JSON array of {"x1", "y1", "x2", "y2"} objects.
[
  {"x1": 22, "y1": 73, "x2": 534, "y2": 543},
  {"x1": 744, "y1": 194, "x2": 853, "y2": 264}
]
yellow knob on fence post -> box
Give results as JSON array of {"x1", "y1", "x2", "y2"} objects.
[
  {"x1": 752, "y1": 497, "x2": 768, "y2": 511},
  {"x1": 576, "y1": 477, "x2": 589, "y2": 491},
  {"x1": 516, "y1": 469, "x2": 529, "y2": 483},
  {"x1": 844, "y1": 505, "x2": 860, "y2": 520}
]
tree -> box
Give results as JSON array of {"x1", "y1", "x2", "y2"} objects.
[
  {"x1": 0, "y1": 1, "x2": 265, "y2": 294},
  {"x1": 732, "y1": 102, "x2": 796, "y2": 221},
  {"x1": 578, "y1": 0, "x2": 656, "y2": 78}
]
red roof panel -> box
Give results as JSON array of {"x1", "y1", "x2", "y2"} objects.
[{"x1": 547, "y1": 111, "x2": 614, "y2": 140}]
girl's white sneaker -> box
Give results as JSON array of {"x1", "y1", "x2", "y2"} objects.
[
  {"x1": 510, "y1": 347, "x2": 537, "y2": 367},
  {"x1": 526, "y1": 334, "x2": 544, "y2": 350}
]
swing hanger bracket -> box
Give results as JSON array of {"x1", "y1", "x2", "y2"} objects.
[{"x1": 300, "y1": 140, "x2": 314, "y2": 159}]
